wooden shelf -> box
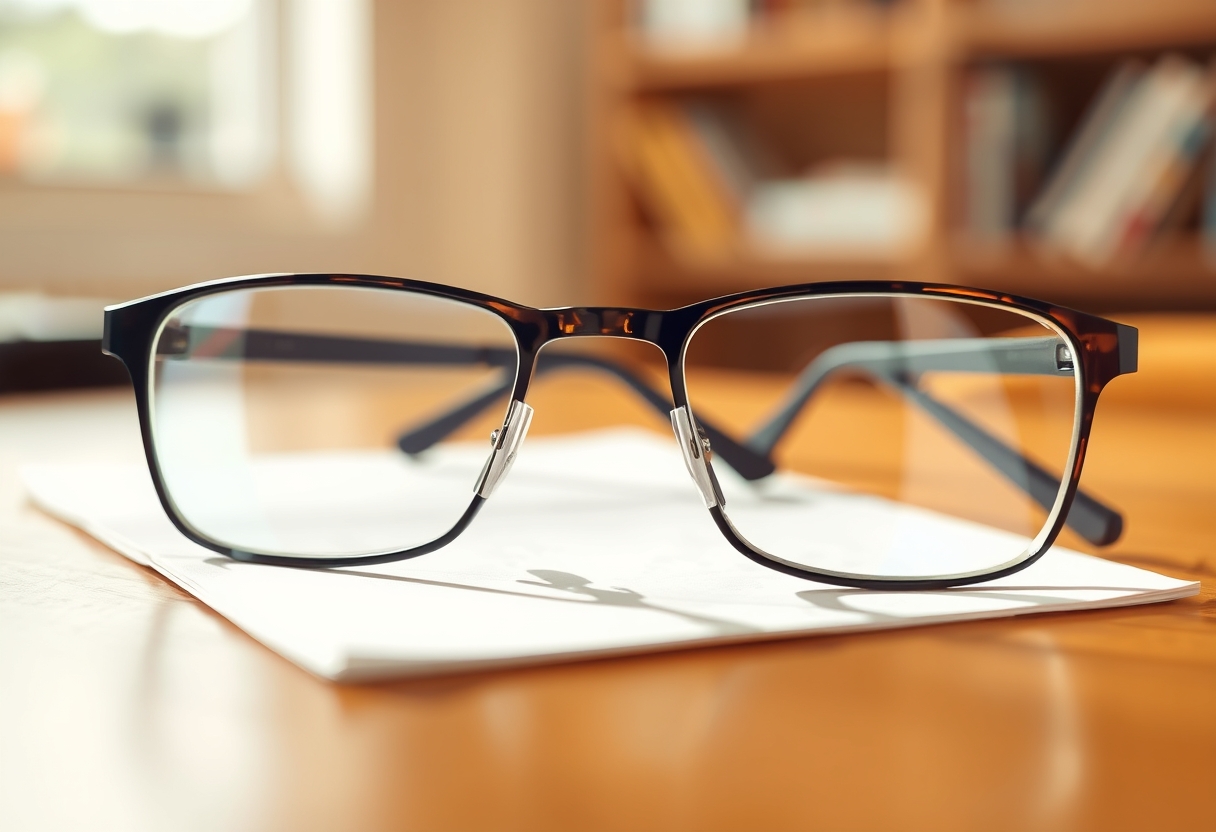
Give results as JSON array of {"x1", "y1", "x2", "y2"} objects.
[
  {"x1": 621, "y1": 1, "x2": 1216, "y2": 93},
  {"x1": 633, "y1": 239, "x2": 913, "y2": 298},
  {"x1": 959, "y1": 2, "x2": 1216, "y2": 61},
  {"x1": 622, "y1": 11, "x2": 895, "y2": 92},
  {"x1": 953, "y1": 239, "x2": 1216, "y2": 311},
  {"x1": 630, "y1": 237, "x2": 1216, "y2": 311}
]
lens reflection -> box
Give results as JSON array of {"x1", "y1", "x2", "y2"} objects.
[
  {"x1": 150, "y1": 285, "x2": 518, "y2": 558},
  {"x1": 682, "y1": 295, "x2": 1080, "y2": 581}
]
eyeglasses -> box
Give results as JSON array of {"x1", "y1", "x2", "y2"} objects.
[{"x1": 102, "y1": 274, "x2": 1136, "y2": 590}]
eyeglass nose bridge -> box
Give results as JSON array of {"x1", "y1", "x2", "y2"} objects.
[
  {"x1": 442, "y1": 309, "x2": 676, "y2": 503},
  {"x1": 545, "y1": 307, "x2": 664, "y2": 343}
]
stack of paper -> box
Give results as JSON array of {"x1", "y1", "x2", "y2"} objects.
[{"x1": 23, "y1": 430, "x2": 1195, "y2": 681}]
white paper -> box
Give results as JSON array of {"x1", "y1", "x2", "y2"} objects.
[{"x1": 23, "y1": 429, "x2": 1197, "y2": 681}]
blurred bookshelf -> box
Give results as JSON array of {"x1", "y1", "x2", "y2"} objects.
[
  {"x1": 588, "y1": 0, "x2": 1216, "y2": 312},
  {"x1": 624, "y1": 7, "x2": 895, "y2": 91}
]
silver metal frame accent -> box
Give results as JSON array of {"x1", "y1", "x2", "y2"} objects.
[
  {"x1": 475, "y1": 399, "x2": 534, "y2": 498},
  {"x1": 670, "y1": 405, "x2": 724, "y2": 508}
]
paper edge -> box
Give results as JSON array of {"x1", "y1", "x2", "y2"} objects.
[
  {"x1": 22, "y1": 462, "x2": 1201, "y2": 684},
  {"x1": 23, "y1": 465, "x2": 154, "y2": 567},
  {"x1": 333, "y1": 579, "x2": 1199, "y2": 682}
]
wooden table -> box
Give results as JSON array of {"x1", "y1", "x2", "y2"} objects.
[{"x1": 2, "y1": 315, "x2": 1213, "y2": 832}]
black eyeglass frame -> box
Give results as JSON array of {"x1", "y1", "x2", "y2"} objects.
[{"x1": 103, "y1": 273, "x2": 1137, "y2": 590}]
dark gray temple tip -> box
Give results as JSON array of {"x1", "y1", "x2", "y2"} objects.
[
  {"x1": 1080, "y1": 506, "x2": 1124, "y2": 547},
  {"x1": 1065, "y1": 489, "x2": 1125, "y2": 547},
  {"x1": 1116, "y1": 323, "x2": 1139, "y2": 375}
]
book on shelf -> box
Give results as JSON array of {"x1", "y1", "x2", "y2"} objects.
[
  {"x1": 961, "y1": 64, "x2": 1051, "y2": 244},
  {"x1": 1117, "y1": 111, "x2": 1213, "y2": 252},
  {"x1": 1205, "y1": 148, "x2": 1216, "y2": 262},
  {"x1": 680, "y1": 99, "x2": 782, "y2": 204},
  {"x1": 1023, "y1": 56, "x2": 1216, "y2": 267},
  {"x1": 617, "y1": 98, "x2": 922, "y2": 259},
  {"x1": 1023, "y1": 62, "x2": 1143, "y2": 245},
  {"x1": 615, "y1": 100, "x2": 739, "y2": 257}
]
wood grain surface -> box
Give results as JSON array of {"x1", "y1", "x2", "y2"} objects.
[{"x1": 1, "y1": 315, "x2": 1212, "y2": 832}]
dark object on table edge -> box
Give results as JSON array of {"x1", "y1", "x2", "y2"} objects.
[{"x1": 0, "y1": 339, "x2": 129, "y2": 394}]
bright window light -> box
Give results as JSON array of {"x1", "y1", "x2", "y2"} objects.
[
  {"x1": 0, "y1": 0, "x2": 373, "y2": 224},
  {"x1": 287, "y1": 0, "x2": 372, "y2": 226}
]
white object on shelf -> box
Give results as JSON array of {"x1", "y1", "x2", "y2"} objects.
[
  {"x1": 0, "y1": 293, "x2": 109, "y2": 342},
  {"x1": 746, "y1": 165, "x2": 926, "y2": 253},
  {"x1": 637, "y1": 0, "x2": 750, "y2": 50}
]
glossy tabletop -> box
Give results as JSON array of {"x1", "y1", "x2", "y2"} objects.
[{"x1": 1, "y1": 315, "x2": 1213, "y2": 832}]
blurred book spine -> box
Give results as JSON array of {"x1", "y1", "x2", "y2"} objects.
[
  {"x1": 1024, "y1": 56, "x2": 1216, "y2": 267},
  {"x1": 1115, "y1": 108, "x2": 1212, "y2": 252},
  {"x1": 616, "y1": 101, "x2": 738, "y2": 257},
  {"x1": 1204, "y1": 126, "x2": 1216, "y2": 263},
  {"x1": 962, "y1": 65, "x2": 1050, "y2": 244}
]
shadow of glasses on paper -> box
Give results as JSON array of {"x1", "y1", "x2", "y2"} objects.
[
  {"x1": 515, "y1": 569, "x2": 758, "y2": 636},
  {"x1": 203, "y1": 559, "x2": 759, "y2": 636}
]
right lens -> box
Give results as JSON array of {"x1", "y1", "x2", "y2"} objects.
[
  {"x1": 683, "y1": 294, "x2": 1080, "y2": 583},
  {"x1": 149, "y1": 284, "x2": 519, "y2": 559}
]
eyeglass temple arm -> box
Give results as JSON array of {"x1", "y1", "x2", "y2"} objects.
[
  {"x1": 160, "y1": 325, "x2": 775, "y2": 480},
  {"x1": 747, "y1": 337, "x2": 1071, "y2": 453},
  {"x1": 891, "y1": 380, "x2": 1122, "y2": 545},
  {"x1": 746, "y1": 337, "x2": 1123, "y2": 546},
  {"x1": 158, "y1": 325, "x2": 520, "y2": 368}
]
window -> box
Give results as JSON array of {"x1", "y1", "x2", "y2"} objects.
[{"x1": 0, "y1": 0, "x2": 369, "y2": 224}]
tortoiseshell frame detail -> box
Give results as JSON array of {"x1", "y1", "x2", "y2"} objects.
[{"x1": 104, "y1": 274, "x2": 1137, "y2": 590}]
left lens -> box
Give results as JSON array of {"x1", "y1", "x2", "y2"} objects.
[
  {"x1": 150, "y1": 284, "x2": 519, "y2": 559},
  {"x1": 682, "y1": 293, "x2": 1081, "y2": 583}
]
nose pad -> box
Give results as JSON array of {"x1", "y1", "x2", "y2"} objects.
[
  {"x1": 475, "y1": 399, "x2": 534, "y2": 498},
  {"x1": 670, "y1": 406, "x2": 725, "y2": 508}
]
